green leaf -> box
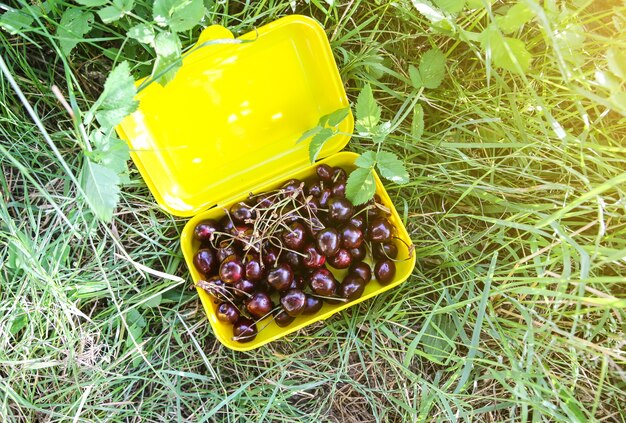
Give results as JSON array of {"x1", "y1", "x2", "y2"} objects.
[
  {"x1": 308, "y1": 127, "x2": 333, "y2": 163},
  {"x1": 481, "y1": 25, "x2": 531, "y2": 74},
  {"x1": 412, "y1": 103, "x2": 424, "y2": 140},
  {"x1": 151, "y1": 31, "x2": 182, "y2": 85},
  {"x1": 607, "y1": 47, "x2": 626, "y2": 80},
  {"x1": 97, "y1": 0, "x2": 134, "y2": 23},
  {"x1": 362, "y1": 54, "x2": 386, "y2": 81},
  {"x1": 10, "y1": 312, "x2": 28, "y2": 336},
  {"x1": 318, "y1": 113, "x2": 330, "y2": 126},
  {"x1": 125, "y1": 323, "x2": 144, "y2": 348},
  {"x1": 91, "y1": 131, "x2": 130, "y2": 176},
  {"x1": 327, "y1": 107, "x2": 350, "y2": 127},
  {"x1": 355, "y1": 151, "x2": 377, "y2": 168},
  {"x1": 153, "y1": 0, "x2": 205, "y2": 33},
  {"x1": 466, "y1": 0, "x2": 485, "y2": 8},
  {"x1": 376, "y1": 151, "x2": 409, "y2": 184},
  {"x1": 94, "y1": 61, "x2": 138, "y2": 130},
  {"x1": 433, "y1": 0, "x2": 465, "y2": 14},
  {"x1": 555, "y1": 24, "x2": 585, "y2": 66},
  {"x1": 355, "y1": 84, "x2": 381, "y2": 131},
  {"x1": 495, "y1": 3, "x2": 534, "y2": 34},
  {"x1": 297, "y1": 126, "x2": 322, "y2": 144},
  {"x1": 141, "y1": 293, "x2": 162, "y2": 308},
  {"x1": 75, "y1": 0, "x2": 108, "y2": 6},
  {"x1": 80, "y1": 159, "x2": 121, "y2": 223},
  {"x1": 372, "y1": 121, "x2": 392, "y2": 144},
  {"x1": 126, "y1": 308, "x2": 146, "y2": 327},
  {"x1": 411, "y1": 0, "x2": 454, "y2": 30},
  {"x1": 57, "y1": 9, "x2": 94, "y2": 56},
  {"x1": 421, "y1": 314, "x2": 457, "y2": 363},
  {"x1": 6, "y1": 231, "x2": 32, "y2": 273},
  {"x1": 419, "y1": 48, "x2": 446, "y2": 89},
  {"x1": 595, "y1": 71, "x2": 621, "y2": 91},
  {"x1": 408, "y1": 64, "x2": 422, "y2": 88},
  {"x1": 0, "y1": 10, "x2": 34, "y2": 34},
  {"x1": 73, "y1": 281, "x2": 107, "y2": 296},
  {"x1": 346, "y1": 167, "x2": 376, "y2": 205},
  {"x1": 610, "y1": 91, "x2": 626, "y2": 115},
  {"x1": 128, "y1": 23, "x2": 156, "y2": 44},
  {"x1": 355, "y1": 121, "x2": 368, "y2": 135}
]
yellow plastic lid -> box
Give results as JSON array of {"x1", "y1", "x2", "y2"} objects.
[{"x1": 116, "y1": 15, "x2": 353, "y2": 217}]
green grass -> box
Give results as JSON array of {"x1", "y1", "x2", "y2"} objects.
[{"x1": 1, "y1": 0, "x2": 626, "y2": 421}]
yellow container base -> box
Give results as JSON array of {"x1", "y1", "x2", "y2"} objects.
[{"x1": 181, "y1": 152, "x2": 416, "y2": 351}]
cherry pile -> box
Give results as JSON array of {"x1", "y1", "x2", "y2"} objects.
[{"x1": 193, "y1": 164, "x2": 403, "y2": 343}]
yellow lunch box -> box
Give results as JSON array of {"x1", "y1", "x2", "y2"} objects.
[{"x1": 117, "y1": 15, "x2": 415, "y2": 351}]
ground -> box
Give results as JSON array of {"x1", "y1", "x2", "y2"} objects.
[{"x1": 1, "y1": 0, "x2": 625, "y2": 422}]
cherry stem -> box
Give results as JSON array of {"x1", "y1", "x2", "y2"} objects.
[
  {"x1": 310, "y1": 293, "x2": 348, "y2": 302},
  {"x1": 392, "y1": 236, "x2": 415, "y2": 261}
]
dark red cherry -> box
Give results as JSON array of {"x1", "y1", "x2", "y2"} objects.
[
  {"x1": 200, "y1": 276, "x2": 228, "y2": 300},
  {"x1": 309, "y1": 268, "x2": 337, "y2": 297},
  {"x1": 339, "y1": 275, "x2": 366, "y2": 301},
  {"x1": 246, "y1": 292, "x2": 273, "y2": 319},
  {"x1": 282, "y1": 203, "x2": 300, "y2": 223},
  {"x1": 233, "y1": 279, "x2": 256, "y2": 298},
  {"x1": 307, "y1": 181, "x2": 323, "y2": 197},
  {"x1": 367, "y1": 198, "x2": 390, "y2": 219},
  {"x1": 373, "y1": 242, "x2": 398, "y2": 259},
  {"x1": 315, "y1": 227, "x2": 341, "y2": 257},
  {"x1": 318, "y1": 188, "x2": 332, "y2": 208},
  {"x1": 369, "y1": 218, "x2": 394, "y2": 242},
  {"x1": 367, "y1": 206, "x2": 381, "y2": 220},
  {"x1": 374, "y1": 259, "x2": 396, "y2": 285},
  {"x1": 194, "y1": 219, "x2": 220, "y2": 242},
  {"x1": 289, "y1": 273, "x2": 305, "y2": 290},
  {"x1": 350, "y1": 262, "x2": 372, "y2": 283},
  {"x1": 341, "y1": 224, "x2": 363, "y2": 249},
  {"x1": 219, "y1": 215, "x2": 235, "y2": 235},
  {"x1": 305, "y1": 196, "x2": 320, "y2": 214},
  {"x1": 193, "y1": 249, "x2": 216, "y2": 275},
  {"x1": 280, "y1": 250, "x2": 302, "y2": 270},
  {"x1": 374, "y1": 195, "x2": 390, "y2": 216},
  {"x1": 302, "y1": 244, "x2": 326, "y2": 269},
  {"x1": 262, "y1": 245, "x2": 279, "y2": 267},
  {"x1": 226, "y1": 225, "x2": 247, "y2": 238},
  {"x1": 280, "y1": 289, "x2": 306, "y2": 317},
  {"x1": 216, "y1": 302, "x2": 240, "y2": 323},
  {"x1": 303, "y1": 295, "x2": 323, "y2": 315},
  {"x1": 233, "y1": 317, "x2": 257, "y2": 342},
  {"x1": 316, "y1": 164, "x2": 333, "y2": 181},
  {"x1": 328, "y1": 197, "x2": 354, "y2": 223},
  {"x1": 216, "y1": 242, "x2": 238, "y2": 263},
  {"x1": 307, "y1": 216, "x2": 325, "y2": 237},
  {"x1": 349, "y1": 245, "x2": 366, "y2": 262},
  {"x1": 219, "y1": 256, "x2": 244, "y2": 284},
  {"x1": 267, "y1": 263, "x2": 294, "y2": 292},
  {"x1": 230, "y1": 201, "x2": 255, "y2": 224},
  {"x1": 282, "y1": 178, "x2": 302, "y2": 195},
  {"x1": 274, "y1": 310, "x2": 295, "y2": 327},
  {"x1": 328, "y1": 249, "x2": 352, "y2": 269},
  {"x1": 332, "y1": 167, "x2": 347, "y2": 183},
  {"x1": 282, "y1": 222, "x2": 307, "y2": 250},
  {"x1": 255, "y1": 193, "x2": 275, "y2": 209},
  {"x1": 244, "y1": 253, "x2": 264, "y2": 281},
  {"x1": 348, "y1": 214, "x2": 365, "y2": 229},
  {"x1": 255, "y1": 278, "x2": 273, "y2": 294},
  {"x1": 332, "y1": 181, "x2": 346, "y2": 197},
  {"x1": 232, "y1": 224, "x2": 252, "y2": 241}
]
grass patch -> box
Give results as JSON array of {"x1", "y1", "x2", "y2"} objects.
[{"x1": 1, "y1": 0, "x2": 625, "y2": 421}]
